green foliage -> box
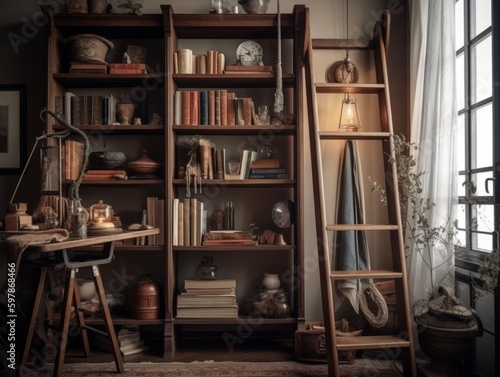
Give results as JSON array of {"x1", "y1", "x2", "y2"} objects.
[{"x1": 117, "y1": 0, "x2": 143, "y2": 15}]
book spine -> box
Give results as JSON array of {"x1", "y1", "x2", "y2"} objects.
[
  {"x1": 190, "y1": 90, "x2": 199, "y2": 125},
  {"x1": 178, "y1": 49, "x2": 193, "y2": 74},
  {"x1": 227, "y1": 92, "x2": 236, "y2": 125},
  {"x1": 182, "y1": 91, "x2": 191, "y2": 125},
  {"x1": 190, "y1": 198, "x2": 198, "y2": 246},
  {"x1": 208, "y1": 90, "x2": 215, "y2": 125},
  {"x1": 173, "y1": 198, "x2": 179, "y2": 246},
  {"x1": 183, "y1": 198, "x2": 190, "y2": 246},
  {"x1": 174, "y1": 91, "x2": 182, "y2": 125},
  {"x1": 243, "y1": 98, "x2": 253, "y2": 125},
  {"x1": 249, "y1": 168, "x2": 286, "y2": 174},
  {"x1": 215, "y1": 90, "x2": 221, "y2": 125},
  {"x1": 249, "y1": 173, "x2": 289, "y2": 179},
  {"x1": 178, "y1": 201, "x2": 184, "y2": 246},
  {"x1": 220, "y1": 89, "x2": 228, "y2": 125},
  {"x1": 200, "y1": 90, "x2": 208, "y2": 125}
]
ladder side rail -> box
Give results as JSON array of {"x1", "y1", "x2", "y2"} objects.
[
  {"x1": 374, "y1": 20, "x2": 418, "y2": 376},
  {"x1": 304, "y1": 31, "x2": 339, "y2": 376}
]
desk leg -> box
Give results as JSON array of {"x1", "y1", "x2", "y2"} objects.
[
  {"x1": 72, "y1": 278, "x2": 91, "y2": 357},
  {"x1": 21, "y1": 267, "x2": 47, "y2": 370},
  {"x1": 92, "y1": 265, "x2": 124, "y2": 373},
  {"x1": 53, "y1": 268, "x2": 76, "y2": 377}
]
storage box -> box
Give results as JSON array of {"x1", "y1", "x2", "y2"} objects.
[{"x1": 294, "y1": 320, "x2": 362, "y2": 363}]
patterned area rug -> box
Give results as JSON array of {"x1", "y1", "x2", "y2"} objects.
[{"x1": 22, "y1": 360, "x2": 403, "y2": 376}]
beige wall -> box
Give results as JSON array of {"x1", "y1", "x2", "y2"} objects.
[{"x1": 0, "y1": 0, "x2": 409, "y2": 323}]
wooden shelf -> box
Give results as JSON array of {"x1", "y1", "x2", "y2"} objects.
[
  {"x1": 174, "y1": 245, "x2": 296, "y2": 252},
  {"x1": 172, "y1": 179, "x2": 295, "y2": 187},
  {"x1": 66, "y1": 179, "x2": 164, "y2": 186},
  {"x1": 53, "y1": 73, "x2": 165, "y2": 88},
  {"x1": 329, "y1": 270, "x2": 403, "y2": 280},
  {"x1": 174, "y1": 316, "x2": 297, "y2": 325},
  {"x1": 53, "y1": 124, "x2": 165, "y2": 134},
  {"x1": 173, "y1": 73, "x2": 294, "y2": 89},
  {"x1": 173, "y1": 124, "x2": 296, "y2": 135},
  {"x1": 315, "y1": 83, "x2": 385, "y2": 94},
  {"x1": 319, "y1": 131, "x2": 391, "y2": 140}
]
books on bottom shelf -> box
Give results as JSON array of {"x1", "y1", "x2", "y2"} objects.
[
  {"x1": 176, "y1": 279, "x2": 238, "y2": 318},
  {"x1": 248, "y1": 167, "x2": 289, "y2": 179},
  {"x1": 92, "y1": 325, "x2": 149, "y2": 356},
  {"x1": 202, "y1": 230, "x2": 257, "y2": 246}
]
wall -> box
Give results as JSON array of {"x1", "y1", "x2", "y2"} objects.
[{"x1": 0, "y1": 0, "x2": 409, "y2": 323}]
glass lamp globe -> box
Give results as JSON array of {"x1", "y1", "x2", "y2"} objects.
[{"x1": 89, "y1": 200, "x2": 115, "y2": 229}]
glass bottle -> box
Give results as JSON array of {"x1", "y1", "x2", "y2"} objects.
[
  {"x1": 68, "y1": 199, "x2": 89, "y2": 238},
  {"x1": 273, "y1": 289, "x2": 290, "y2": 318},
  {"x1": 224, "y1": 201, "x2": 234, "y2": 230}
]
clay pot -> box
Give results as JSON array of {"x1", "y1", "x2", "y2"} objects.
[
  {"x1": 262, "y1": 273, "x2": 280, "y2": 291},
  {"x1": 129, "y1": 280, "x2": 160, "y2": 319},
  {"x1": 66, "y1": 0, "x2": 88, "y2": 14},
  {"x1": 117, "y1": 103, "x2": 135, "y2": 125},
  {"x1": 89, "y1": 0, "x2": 107, "y2": 14}
]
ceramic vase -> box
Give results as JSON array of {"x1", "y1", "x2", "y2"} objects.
[{"x1": 262, "y1": 273, "x2": 280, "y2": 292}]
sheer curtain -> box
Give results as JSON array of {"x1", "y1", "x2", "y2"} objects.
[{"x1": 408, "y1": 0, "x2": 458, "y2": 306}]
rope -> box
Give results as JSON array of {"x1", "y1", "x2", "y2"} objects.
[{"x1": 273, "y1": 0, "x2": 284, "y2": 114}]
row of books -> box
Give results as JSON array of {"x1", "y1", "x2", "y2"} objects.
[
  {"x1": 239, "y1": 150, "x2": 289, "y2": 180},
  {"x1": 174, "y1": 49, "x2": 225, "y2": 75},
  {"x1": 69, "y1": 62, "x2": 147, "y2": 75},
  {"x1": 55, "y1": 91, "x2": 118, "y2": 126},
  {"x1": 202, "y1": 230, "x2": 257, "y2": 246},
  {"x1": 176, "y1": 279, "x2": 238, "y2": 319},
  {"x1": 145, "y1": 196, "x2": 165, "y2": 246},
  {"x1": 174, "y1": 89, "x2": 254, "y2": 126},
  {"x1": 172, "y1": 197, "x2": 207, "y2": 247}
]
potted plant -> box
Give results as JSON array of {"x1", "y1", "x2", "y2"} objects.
[{"x1": 371, "y1": 134, "x2": 499, "y2": 375}]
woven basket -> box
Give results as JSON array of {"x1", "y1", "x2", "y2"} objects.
[{"x1": 67, "y1": 34, "x2": 114, "y2": 64}]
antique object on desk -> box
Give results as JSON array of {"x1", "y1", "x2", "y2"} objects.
[
  {"x1": 4, "y1": 203, "x2": 33, "y2": 231},
  {"x1": 87, "y1": 199, "x2": 121, "y2": 235},
  {"x1": 68, "y1": 199, "x2": 89, "y2": 238}
]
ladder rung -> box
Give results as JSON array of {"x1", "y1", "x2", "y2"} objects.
[
  {"x1": 319, "y1": 131, "x2": 391, "y2": 140},
  {"x1": 326, "y1": 224, "x2": 399, "y2": 231},
  {"x1": 315, "y1": 83, "x2": 385, "y2": 94},
  {"x1": 330, "y1": 270, "x2": 403, "y2": 280},
  {"x1": 336, "y1": 335, "x2": 410, "y2": 350}
]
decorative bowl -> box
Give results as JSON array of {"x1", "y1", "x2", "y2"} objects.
[
  {"x1": 238, "y1": 0, "x2": 270, "y2": 14},
  {"x1": 127, "y1": 150, "x2": 161, "y2": 174},
  {"x1": 67, "y1": 34, "x2": 114, "y2": 64}
]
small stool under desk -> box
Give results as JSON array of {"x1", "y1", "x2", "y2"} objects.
[{"x1": 19, "y1": 229, "x2": 159, "y2": 377}]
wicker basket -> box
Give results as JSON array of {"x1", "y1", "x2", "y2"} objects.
[{"x1": 67, "y1": 34, "x2": 114, "y2": 64}]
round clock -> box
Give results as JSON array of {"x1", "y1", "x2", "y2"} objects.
[
  {"x1": 236, "y1": 40, "x2": 264, "y2": 66},
  {"x1": 326, "y1": 60, "x2": 359, "y2": 84},
  {"x1": 272, "y1": 199, "x2": 295, "y2": 229}
]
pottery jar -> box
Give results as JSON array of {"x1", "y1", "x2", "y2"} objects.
[{"x1": 262, "y1": 273, "x2": 280, "y2": 291}]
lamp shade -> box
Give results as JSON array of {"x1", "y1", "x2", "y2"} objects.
[{"x1": 339, "y1": 94, "x2": 361, "y2": 131}]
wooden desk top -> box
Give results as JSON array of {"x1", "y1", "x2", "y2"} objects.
[{"x1": 26, "y1": 228, "x2": 159, "y2": 253}]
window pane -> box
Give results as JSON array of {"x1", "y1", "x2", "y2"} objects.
[
  {"x1": 472, "y1": 0, "x2": 492, "y2": 38},
  {"x1": 473, "y1": 231, "x2": 492, "y2": 252},
  {"x1": 457, "y1": 204, "x2": 467, "y2": 229},
  {"x1": 471, "y1": 204, "x2": 495, "y2": 232},
  {"x1": 457, "y1": 113, "x2": 465, "y2": 172},
  {"x1": 471, "y1": 171, "x2": 494, "y2": 196},
  {"x1": 456, "y1": 53, "x2": 465, "y2": 111},
  {"x1": 472, "y1": 36, "x2": 492, "y2": 103},
  {"x1": 456, "y1": 229, "x2": 466, "y2": 247},
  {"x1": 471, "y1": 103, "x2": 493, "y2": 169},
  {"x1": 455, "y1": 0, "x2": 464, "y2": 49}
]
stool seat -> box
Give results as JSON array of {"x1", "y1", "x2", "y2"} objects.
[{"x1": 20, "y1": 242, "x2": 124, "y2": 377}]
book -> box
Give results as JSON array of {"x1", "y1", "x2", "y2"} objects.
[
  {"x1": 216, "y1": 52, "x2": 225, "y2": 74},
  {"x1": 224, "y1": 65, "x2": 273, "y2": 73},
  {"x1": 196, "y1": 54, "x2": 207, "y2": 74},
  {"x1": 174, "y1": 91, "x2": 182, "y2": 125},
  {"x1": 64, "y1": 139, "x2": 84, "y2": 181},
  {"x1": 226, "y1": 92, "x2": 236, "y2": 125},
  {"x1": 220, "y1": 89, "x2": 228, "y2": 125},
  {"x1": 208, "y1": 90, "x2": 215, "y2": 125},
  {"x1": 172, "y1": 198, "x2": 179, "y2": 246},
  {"x1": 177, "y1": 201, "x2": 184, "y2": 246},
  {"x1": 181, "y1": 90, "x2": 191, "y2": 125},
  {"x1": 249, "y1": 173, "x2": 289, "y2": 179},
  {"x1": 244, "y1": 150, "x2": 259, "y2": 179},
  {"x1": 250, "y1": 158, "x2": 280, "y2": 169},
  {"x1": 108, "y1": 63, "x2": 146, "y2": 74},
  {"x1": 178, "y1": 48, "x2": 193, "y2": 73},
  {"x1": 199, "y1": 90, "x2": 208, "y2": 125},
  {"x1": 190, "y1": 90, "x2": 199, "y2": 125},
  {"x1": 249, "y1": 168, "x2": 286, "y2": 174},
  {"x1": 176, "y1": 305, "x2": 238, "y2": 318},
  {"x1": 184, "y1": 279, "x2": 236, "y2": 290},
  {"x1": 190, "y1": 198, "x2": 198, "y2": 246},
  {"x1": 183, "y1": 198, "x2": 190, "y2": 246}
]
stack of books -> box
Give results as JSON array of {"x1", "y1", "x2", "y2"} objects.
[
  {"x1": 108, "y1": 63, "x2": 147, "y2": 74},
  {"x1": 202, "y1": 230, "x2": 257, "y2": 246},
  {"x1": 69, "y1": 62, "x2": 107, "y2": 74},
  {"x1": 248, "y1": 158, "x2": 289, "y2": 179},
  {"x1": 176, "y1": 279, "x2": 238, "y2": 318},
  {"x1": 92, "y1": 325, "x2": 149, "y2": 356}
]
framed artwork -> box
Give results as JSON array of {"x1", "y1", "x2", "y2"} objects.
[{"x1": 0, "y1": 84, "x2": 27, "y2": 174}]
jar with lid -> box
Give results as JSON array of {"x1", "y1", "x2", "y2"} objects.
[
  {"x1": 272, "y1": 289, "x2": 290, "y2": 318},
  {"x1": 195, "y1": 256, "x2": 218, "y2": 280},
  {"x1": 68, "y1": 199, "x2": 89, "y2": 238}
]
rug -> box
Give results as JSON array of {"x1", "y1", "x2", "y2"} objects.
[{"x1": 20, "y1": 360, "x2": 403, "y2": 377}]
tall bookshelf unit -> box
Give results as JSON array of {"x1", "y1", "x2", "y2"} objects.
[
  {"x1": 44, "y1": 11, "x2": 168, "y2": 336},
  {"x1": 163, "y1": 5, "x2": 306, "y2": 356}
]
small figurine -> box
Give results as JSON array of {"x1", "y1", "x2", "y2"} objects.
[
  {"x1": 122, "y1": 52, "x2": 131, "y2": 64},
  {"x1": 150, "y1": 113, "x2": 164, "y2": 125},
  {"x1": 133, "y1": 117, "x2": 142, "y2": 125}
]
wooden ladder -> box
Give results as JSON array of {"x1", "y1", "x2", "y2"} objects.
[{"x1": 303, "y1": 9, "x2": 417, "y2": 377}]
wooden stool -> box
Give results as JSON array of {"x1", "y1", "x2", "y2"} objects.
[{"x1": 20, "y1": 243, "x2": 124, "y2": 377}]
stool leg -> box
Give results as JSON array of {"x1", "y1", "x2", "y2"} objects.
[
  {"x1": 92, "y1": 265, "x2": 124, "y2": 373},
  {"x1": 21, "y1": 267, "x2": 47, "y2": 370},
  {"x1": 53, "y1": 268, "x2": 76, "y2": 377},
  {"x1": 72, "y1": 279, "x2": 91, "y2": 357}
]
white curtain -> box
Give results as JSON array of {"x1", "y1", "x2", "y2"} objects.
[{"x1": 408, "y1": 0, "x2": 458, "y2": 306}]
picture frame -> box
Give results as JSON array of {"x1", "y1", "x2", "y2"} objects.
[{"x1": 0, "y1": 84, "x2": 27, "y2": 174}]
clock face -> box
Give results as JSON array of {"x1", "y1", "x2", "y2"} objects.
[
  {"x1": 236, "y1": 40, "x2": 263, "y2": 66},
  {"x1": 272, "y1": 199, "x2": 295, "y2": 229}
]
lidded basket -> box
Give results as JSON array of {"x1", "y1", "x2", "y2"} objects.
[{"x1": 67, "y1": 34, "x2": 114, "y2": 64}]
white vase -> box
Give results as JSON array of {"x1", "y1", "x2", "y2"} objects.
[{"x1": 262, "y1": 273, "x2": 280, "y2": 292}]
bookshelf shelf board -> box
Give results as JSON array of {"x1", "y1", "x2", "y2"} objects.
[
  {"x1": 174, "y1": 245, "x2": 296, "y2": 252},
  {"x1": 53, "y1": 124, "x2": 165, "y2": 134},
  {"x1": 78, "y1": 245, "x2": 165, "y2": 252},
  {"x1": 53, "y1": 14, "x2": 164, "y2": 38},
  {"x1": 65, "y1": 179, "x2": 164, "y2": 186},
  {"x1": 172, "y1": 179, "x2": 295, "y2": 187},
  {"x1": 172, "y1": 124, "x2": 296, "y2": 135},
  {"x1": 170, "y1": 13, "x2": 296, "y2": 39},
  {"x1": 52, "y1": 312, "x2": 164, "y2": 326},
  {"x1": 53, "y1": 73, "x2": 165, "y2": 88},
  {"x1": 173, "y1": 74, "x2": 294, "y2": 89},
  {"x1": 173, "y1": 316, "x2": 297, "y2": 325}
]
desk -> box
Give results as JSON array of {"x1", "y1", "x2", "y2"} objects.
[{"x1": 18, "y1": 228, "x2": 159, "y2": 377}]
